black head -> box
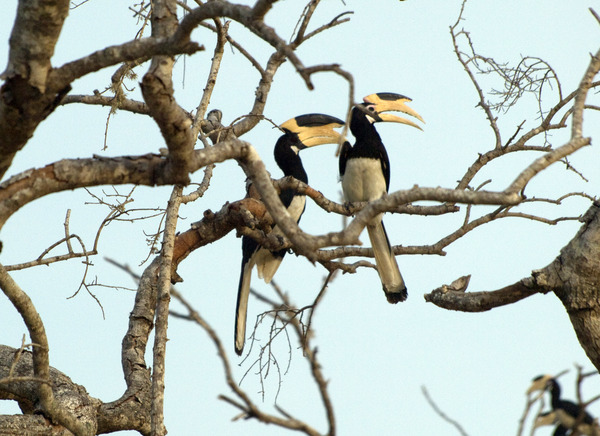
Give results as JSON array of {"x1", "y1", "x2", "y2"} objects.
[{"x1": 274, "y1": 131, "x2": 302, "y2": 163}]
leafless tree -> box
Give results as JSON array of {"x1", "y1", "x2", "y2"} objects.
[{"x1": 0, "y1": 0, "x2": 599, "y2": 435}]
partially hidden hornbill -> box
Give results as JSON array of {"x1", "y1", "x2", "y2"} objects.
[
  {"x1": 339, "y1": 92, "x2": 424, "y2": 303},
  {"x1": 527, "y1": 374, "x2": 599, "y2": 436},
  {"x1": 235, "y1": 113, "x2": 344, "y2": 356}
]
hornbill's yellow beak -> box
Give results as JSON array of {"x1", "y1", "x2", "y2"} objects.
[
  {"x1": 533, "y1": 412, "x2": 557, "y2": 429},
  {"x1": 363, "y1": 92, "x2": 425, "y2": 131},
  {"x1": 526, "y1": 374, "x2": 552, "y2": 395},
  {"x1": 280, "y1": 113, "x2": 345, "y2": 148}
]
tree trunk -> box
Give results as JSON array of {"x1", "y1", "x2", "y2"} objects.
[{"x1": 537, "y1": 203, "x2": 600, "y2": 370}]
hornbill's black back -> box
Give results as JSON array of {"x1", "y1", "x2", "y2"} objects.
[
  {"x1": 234, "y1": 114, "x2": 343, "y2": 356},
  {"x1": 547, "y1": 378, "x2": 596, "y2": 431}
]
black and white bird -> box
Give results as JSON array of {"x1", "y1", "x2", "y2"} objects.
[
  {"x1": 527, "y1": 374, "x2": 599, "y2": 435},
  {"x1": 339, "y1": 92, "x2": 423, "y2": 303},
  {"x1": 235, "y1": 114, "x2": 344, "y2": 355}
]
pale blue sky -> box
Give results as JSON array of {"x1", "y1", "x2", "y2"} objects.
[{"x1": 1, "y1": 1, "x2": 599, "y2": 435}]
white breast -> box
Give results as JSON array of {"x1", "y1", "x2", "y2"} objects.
[
  {"x1": 255, "y1": 194, "x2": 306, "y2": 283},
  {"x1": 342, "y1": 158, "x2": 387, "y2": 202},
  {"x1": 286, "y1": 195, "x2": 306, "y2": 222}
]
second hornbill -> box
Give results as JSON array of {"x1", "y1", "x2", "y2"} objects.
[
  {"x1": 340, "y1": 92, "x2": 424, "y2": 303},
  {"x1": 235, "y1": 114, "x2": 344, "y2": 356},
  {"x1": 527, "y1": 374, "x2": 599, "y2": 435}
]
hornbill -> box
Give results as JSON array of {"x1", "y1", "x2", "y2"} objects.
[
  {"x1": 339, "y1": 92, "x2": 423, "y2": 303},
  {"x1": 527, "y1": 375, "x2": 599, "y2": 435},
  {"x1": 235, "y1": 114, "x2": 344, "y2": 356}
]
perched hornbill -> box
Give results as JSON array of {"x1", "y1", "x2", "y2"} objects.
[
  {"x1": 235, "y1": 114, "x2": 344, "y2": 356},
  {"x1": 527, "y1": 375, "x2": 599, "y2": 435},
  {"x1": 339, "y1": 92, "x2": 424, "y2": 303}
]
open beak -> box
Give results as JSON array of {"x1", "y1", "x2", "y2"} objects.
[
  {"x1": 363, "y1": 92, "x2": 425, "y2": 131},
  {"x1": 280, "y1": 113, "x2": 345, "y2": 148}
]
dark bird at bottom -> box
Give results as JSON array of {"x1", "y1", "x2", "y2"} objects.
[
  {"x1": 527, "y1": 374, "x2": 599, "y2": 435},
  {"x1": 235, "y1": 114, "x2": 344, "y2": 355}
]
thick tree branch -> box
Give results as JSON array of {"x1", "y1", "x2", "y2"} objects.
[
  {"x1": 110, "y1": 259, "x2": 161, "y2": 436},
  {"x1": 547, "y1": 204, "x2": 600, "y2": 369},
  {"x1": 0, "y1": 344, "x2": 148, "y2": 435},
  {"x1": 0, "y1": 2, "x2": 202, "y2": 182},
  {"x1": 506, "y1": 137, "x2": 591, "y2": 194},
  {"x1": 2, "y1": 0, "x2": 70, "y2": 92},
  {"x1": 49, "y1": 37, "x2": 202, "y2": 91},
  {"x1": 571, "y1": 47, "x2": 600, "y2": 138},
  {"x1": 141, "y1": 0, "x2": 195, "y2": 188},
  {"x1": 0, "y1": 268, "x2": 92, "y2": 435},
  {"x1": 151, "y1": 186, "x2": 182, "y2": 436},
  {"x1": 0, "y1": 139, "x2": 250, "y2": 229},
  {"x1": 424, "y1": 279, "x2": 539, "y2": 312},
  {"x1": 251, "y1": 0, "x2": 279, "y2": 20}
]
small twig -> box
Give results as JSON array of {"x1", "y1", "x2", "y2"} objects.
[
  {"x1": 422, "y1": 385, "x2": 469, "y2": 436},
  {"x1": 590, "y1": 8, "x2": 600, "y2": 26},
  {"x1": 303, "y1": 271, "x2": 334, "y2": 350}
]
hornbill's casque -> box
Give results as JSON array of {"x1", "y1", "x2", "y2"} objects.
[
  {"x1": 339, "y1": 92, "x2": 424, "y2": 303},
  {"x1": 527, "y1": 375, "x2": 599, "y2": 435},
  {"x1": 235, "y1": 114, "x2": 344, "y2": 356}
]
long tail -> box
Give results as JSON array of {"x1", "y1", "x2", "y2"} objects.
[
  {"x1": 235, "y1": 259, "x2": 253, "y2": 355},
  {"x1": 367, "y1": 220, "x2": 407, "y2": 303}
]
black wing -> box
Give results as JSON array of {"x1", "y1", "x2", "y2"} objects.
[
  {"x1": 339, "y1": 141, "x2": 352, "y2": 178},
  {"x1": 378, "y1": 143, "x2": 391, "y2": 193}
]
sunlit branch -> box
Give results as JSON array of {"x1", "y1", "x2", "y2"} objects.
[
  {"x1": 151, "y1": 185, "x2": 182, "y2": 436},
  {"x1": 51, "y1": 36, "x2": 202, "y2": 91},
  {"x1": 61, "y1": 93, "x2": 150, "y2": 114}
]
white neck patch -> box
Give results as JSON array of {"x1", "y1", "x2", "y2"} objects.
[{"x1": 365, "y1": 114, "x2": 376, "y2": 124}]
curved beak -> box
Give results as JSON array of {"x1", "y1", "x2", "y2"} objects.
[
  {"x1": 533, "y1": 411, "x2": 557, "y2": 429},
  {"x1": 526, "y1": 374, "x2": 552, "y2": 395},
  {"x1": 280, "y1": 113, "x2": 345, "y2": 148},
  {"x1": 363, "y1": 92, "x2": 425, "y2": 131}
]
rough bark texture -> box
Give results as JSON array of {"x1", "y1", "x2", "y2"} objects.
[
  {"x1": 1, "y1": 0, "x2": 599, "y2": 434},
  {"x1": 546, "y1": 204, "x2": 600, "y2": 369},
  {"x1": 0, "y1": 345, "x2": 100, "y2": 434}
]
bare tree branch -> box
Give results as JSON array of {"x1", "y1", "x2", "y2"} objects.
[
  {"x1": 0, "y1": 266, "x2": 92, "y2": 434},
  {"x1": 424, "y1": 278, "x2": 539, "y2": 312},
  {"x1": 151, "y1": 186, "x2": 182, "y2": 435},
  {"x1": 61, "y1": 93, "x2": 150, "y2": 114},
  {"x1": 422, "y1": 385, "x2": 470, "y2": 436}
]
